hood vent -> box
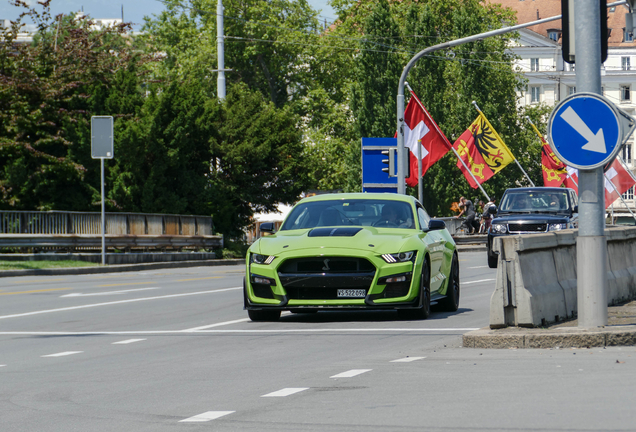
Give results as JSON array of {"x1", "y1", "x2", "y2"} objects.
[{"x1": 308, "y1": 227, "x2": 362, "y2": 237}]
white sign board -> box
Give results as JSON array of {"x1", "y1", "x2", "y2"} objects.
[{"x1": 91, "y1": 116, "x2": 114, "y2": 159}]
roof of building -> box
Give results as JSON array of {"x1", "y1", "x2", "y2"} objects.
[{"x1": 488, "y1": 0, "x2": 636, "y2": 48}]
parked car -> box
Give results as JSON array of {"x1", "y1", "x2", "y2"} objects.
[
  {"x1": 244, "y1": 193, "x2": 460, "y2": 321},
  {"x1": 487, "y1": 187, "x2": 578, "y2": 268}
]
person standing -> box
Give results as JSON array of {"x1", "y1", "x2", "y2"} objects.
[
  {"x1": 456, "y1": 196, "x2": 477, "y2": 234},
  {"x1": 481, "y1": 197, "x2": 496, "y2": 233}
]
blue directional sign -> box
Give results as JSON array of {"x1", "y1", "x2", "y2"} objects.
[
  {"x1": 361, "y1": 138, "x2": 398, "y2": 193},
  {"x1": 547, "y1": 93, "x2": 631, "y2": 170}
]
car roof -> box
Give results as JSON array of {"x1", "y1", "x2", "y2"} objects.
[
  {"x1": 503, "y1": 187, "x2": 575, "y2": 194},
  {"x1": 297, "y1": 193, "x2": 417, "y2": 205}
]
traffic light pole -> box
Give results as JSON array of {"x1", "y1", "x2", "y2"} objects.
[{"x1": 574, "y1": 0, "x2": 608, "y2": 328}]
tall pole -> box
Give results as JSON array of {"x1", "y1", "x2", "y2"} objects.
[
  {"x1": 217, "y1": 0, "x2": 226, "y2": 100},
  {"x1": 575, "y1": 0, "x2": 608, "y2": 328},
  {"x1": 101, "y1": 159, "x2": 106, "y2": 266}
]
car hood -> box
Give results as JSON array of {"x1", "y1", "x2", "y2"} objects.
[
  {"x1": 253, "y1": 227, "x2": 415, "y2": 255},
  {"x1": 493, "y1": 213, "x2": 571, "y2": 224}
]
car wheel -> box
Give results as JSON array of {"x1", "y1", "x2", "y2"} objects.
[
  {"x1": 398, "y1": 260, "x2": 430, "y2": 320},
  {"x1": 438, "y1": 253, "x2": 460, "y2": 312},
  {"x1": 247, "y1": 309, "x2": 281, "y2": 322},
  {"x1": 487, "y1": 248, "x2": 498, "y2": 269}
]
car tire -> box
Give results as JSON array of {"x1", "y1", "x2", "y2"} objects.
[
  {"x1": 438, "y1": 253, "x2": 460, "y2": 312},
  {"x1": 398, "y1": 260, "x2": 430, "y2": 320},
  {"x1": 247, "y1": 309, "x2": 281, "y2": 322},
  {"x1": 487, "y1": 248, "x2": 498, "y2": 269}
]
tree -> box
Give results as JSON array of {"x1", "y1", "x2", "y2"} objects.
[{"x1": 0, "y1": 0, "x2": 149, "y2": 211}]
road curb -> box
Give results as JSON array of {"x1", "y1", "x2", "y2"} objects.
[
  {"x1": 463, "y1": 325, "x2": 636, "y2": 349},
  {"x1": 0, "y1": 259, "x2": 244, "y2": 277}
]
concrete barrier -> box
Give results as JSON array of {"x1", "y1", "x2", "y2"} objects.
[{"x1": 490, "y1": 226, "x2": 636, "y2": 328}]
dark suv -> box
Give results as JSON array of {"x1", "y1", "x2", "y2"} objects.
[{"x1": 486, "y1": 187, "x2": 578, "y2": 268}]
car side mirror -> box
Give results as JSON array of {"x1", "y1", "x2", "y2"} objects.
[
  {"x1": 488, "y1": 206, "x2": 497, "y2": 215},
  {"x1": 427, "y1": 219, "x2": 446, "y2": 231},
  {"x1": 260, "y1": 222, "x2": 275, "y2": 233},
  {"x1": 573, "y1": 205, "x2": 578, "y2": 213}
]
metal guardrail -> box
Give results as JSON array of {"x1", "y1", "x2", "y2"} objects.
[
  {"x1": 0, "y1": 210, "x2": 221, "y2": 251},
  {"x1": 0, "y1": 210, "x2": 214, "y2": 235}
]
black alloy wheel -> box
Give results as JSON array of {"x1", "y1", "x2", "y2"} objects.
[
  {"x1": 438, "y1": 253, "x2": 460, "y2": 312},
  {"x1": 398, "y1": 259, "x2": 431, "y2": 320}
]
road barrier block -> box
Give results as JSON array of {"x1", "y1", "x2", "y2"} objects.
[{"x1": 490, "y1": 227, "x2": 636, "y2": 328}]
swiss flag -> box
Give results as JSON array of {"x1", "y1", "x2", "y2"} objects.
[
  {"x1": 402, "y1": 91, "x2": 451, "y2": 187},
  {"x1": 604, "y1": 158, "x2": 636, "y2": 208},
  {"x1": 564, "y1": 166, "x2": 579, "y2": 193}
]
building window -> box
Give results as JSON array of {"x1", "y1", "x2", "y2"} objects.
[
  {"x1": 567, "y1": 63, "x2": 575, "y2": 72},
  {"x1": 530, "y1": 86, "x2": 540, "y2": 103},
  {"x1": 622, "y1": 186, "x2": 634, "y2": 201},
  {"x1": 620, "y1": 85, "x2": 631, "y2": 102},
  {"x1": 623, "y1": 143, "x2": 633, "y2": 164},
  {"x1": 622, "y1": 57, "x2": 631, "y2": 71},
  {"x1": 548, "y1": 31, "x2": 560, "y2": 41},
  {"x1": 568, "y1": 86, "x2": 576, "y2": 95},
  {"x1": 530, "y1": 58, "x2": 539, "y2": 72},
  {"x1": 625, "y1": 29, "x2": 634, "y2": 42}
]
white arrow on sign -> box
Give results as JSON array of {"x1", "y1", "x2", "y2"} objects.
[
  {"x1": 560, "y1": 106, "x2": 607, "y2": 154},
  {"x1": 61, "y1": 287, "x2": 159, "y2": 298}
]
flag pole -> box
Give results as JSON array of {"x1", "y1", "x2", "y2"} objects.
[
  {"x1": 405, "y1": 82, "x2": 425, "y2": 203},
  {"x1": 405, "y1": 83, "x2": 489, "y2": 202},
  {"x1": 471, "y1": 101, "x2": 535, "y2": 186}
]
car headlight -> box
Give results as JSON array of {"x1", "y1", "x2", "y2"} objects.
[
  {"x1": 250, "y1": 253, "x2": 275, "y2": 265},
  {"x1": 549, "y1": 223, "x2": 567, "y2": 231},
  {"x1": 490, "y1": 223, "x2": 507, "y2": 234},
  {"x1": 381, "y1": 251, "x2": 415, "y2": 263}
]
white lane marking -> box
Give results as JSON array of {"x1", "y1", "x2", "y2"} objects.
[
  {"x1": 41, "y1": 351, "x2": 83, "y2": 358},
  {"x1": 0, "y1": 287, "x2": 242, "y2": 320},
  {"x1": 0, "y1": 328, "x2": 479, "y2": 336},
  {"x1": 112, "y1": 338, "x2": 146, "y2": 345},
  {"x1": 61, "y1": 288, "x2": 160, "y2": 298},
  {"x1": 468, "y1": 266, "x2": 489, "y2": 269},
  {"x1": 262, "y1": 388, "x2": 309, "y2": 397},
  {"x1": 462, "y1": 278, "x2": 495, "y2": 285},
  {"x1": 0, "y1": 365, "x2": 6, "y2": 367},
  {"x1": 183, "y1": 312, "x2": 291, "y2": 331},
  {"x1": 391, "y1": 356, "x2": 426, "y2": 363},
  {"x1": 331, "y1": 369, "x2": 371, "y2": 378},
  {"x1": 183, "y1": 318, "x2": 250, "y2": 331},
  {"x1": 179, "y1": 411, "x2": 235, "y2": 422}
]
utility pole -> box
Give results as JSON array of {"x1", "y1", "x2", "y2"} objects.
[
  {"x1": 574, "y1": 0, "x2": 608, "y2": 327},
  {"x1": 217, "y1": 0, "x2": 226, "y2": 100}
]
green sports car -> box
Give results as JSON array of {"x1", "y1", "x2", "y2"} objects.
[{"x1": 244, "y1": 193, "x2": 460, "y2": 321}]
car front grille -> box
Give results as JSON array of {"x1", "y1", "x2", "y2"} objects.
[
  {"x1": 507, "y1": 223, "x2": 548, "y2": 233},
  {"x1": 278, "y1": 257, "x2": 375, "y2": 300}
]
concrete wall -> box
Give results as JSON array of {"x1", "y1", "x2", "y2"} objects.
[{"x1": 490, "y1": 227, "x2": 636, "y2": 328}]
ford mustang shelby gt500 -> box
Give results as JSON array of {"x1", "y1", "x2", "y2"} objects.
[{"x1": 244, "y1": 193, "x2": 460, "y2": 321}]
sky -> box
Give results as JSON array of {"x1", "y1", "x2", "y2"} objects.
[{"x1": 0, "y1": 0, "x2": 337, "y2": 30}]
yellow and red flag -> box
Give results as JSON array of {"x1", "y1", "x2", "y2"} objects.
[
  {"x1": 529, "y1": 121, "x2": 568, "y2": 187},
  {"x1": 471, "y1": 112, "x2": 516, "y2": 175},
  {"x1": 452, "y1": 117, "x2": 495, "y2": 189}
]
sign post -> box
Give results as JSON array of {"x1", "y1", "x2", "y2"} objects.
[
  {"x1": 91, "y1": 116, "x2": 114, "y2": 266},
  {"x1": 548, "y1": 1, "x2": 636, "y2": 328}
]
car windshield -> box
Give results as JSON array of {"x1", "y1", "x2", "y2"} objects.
[
  {"x1": 280, "y1": 199, "x2": 416, "y2": 230},
  {"x1": 499, "y1": 191, "x2": 570, "y2": 213}
]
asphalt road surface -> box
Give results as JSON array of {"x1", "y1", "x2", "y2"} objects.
[{"x1": 1, "y1": 252, "x2": 635, "y2": 431}]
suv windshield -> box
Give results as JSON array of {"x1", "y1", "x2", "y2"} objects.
[
  {"x1": 281, "y1": 199, "x2": 417, "y2": 230},
  {"x1": 499, "y1": 191, "x2": 570, "y2": 213}
]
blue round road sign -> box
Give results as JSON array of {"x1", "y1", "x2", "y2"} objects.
[{"x1": 547, "y1": 93, "x2": 622, "y2": 170}]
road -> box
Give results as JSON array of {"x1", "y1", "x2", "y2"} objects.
[{"x1": 1, "y1": 251, "x2": 635, "y2": 431}]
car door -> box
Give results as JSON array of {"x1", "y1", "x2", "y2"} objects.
[{"x1": 417, "y1": 205, "x2": 445, "y2": 294}]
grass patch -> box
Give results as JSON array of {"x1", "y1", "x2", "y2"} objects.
[{"x1": 0, "y1": 260, "x2": 101, "y2": 270}]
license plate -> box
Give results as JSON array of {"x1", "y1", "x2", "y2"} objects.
[{"x1": 337, "y1": 289, "x2": 366, "y2": 298}]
